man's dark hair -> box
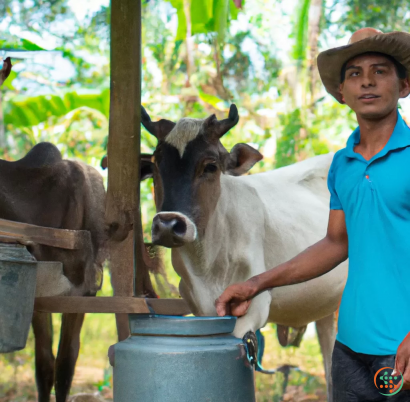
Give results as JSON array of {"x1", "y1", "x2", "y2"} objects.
[{"x1": 340, "y1": 52, "x2": 407, "y2": 83}]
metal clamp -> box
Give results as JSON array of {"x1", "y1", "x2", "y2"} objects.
[{"x1": 243, "y1": 330, "x2": 301, "y2": 375}]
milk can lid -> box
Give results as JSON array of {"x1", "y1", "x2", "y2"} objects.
[{"x1": 128, "y1": 314, "x2": 237, "y2": 336}]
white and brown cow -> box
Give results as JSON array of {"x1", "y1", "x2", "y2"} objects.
[{"x1": 141, "y1": 104, "x2": 347, "y2": 401}]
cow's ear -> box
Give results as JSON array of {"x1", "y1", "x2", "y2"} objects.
[
  {"x1": 141, "y1": 154, "x2": 154, "y2": 180},
  {"x1": 226, "y1": 144, "x2": 263, "y2": 176},
  {"x1": 102, "y1": 154, "x2": 154, "y2": 180}
]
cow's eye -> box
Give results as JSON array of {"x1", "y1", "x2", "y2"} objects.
[{"x1": 203, "y1": 163, "x2": 218, "y2": 174}]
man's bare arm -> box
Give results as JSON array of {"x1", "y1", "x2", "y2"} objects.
[{"x1": 215, "y1": 209, "x2": 348, "y2": 317}]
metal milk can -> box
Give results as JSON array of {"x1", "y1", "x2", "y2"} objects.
[
  {"x1": 0, "y1": 243, "x2": 38, "y2": 353},
  {"x1": 113, "y1": 314, "x2": 255, "y2": 402}
]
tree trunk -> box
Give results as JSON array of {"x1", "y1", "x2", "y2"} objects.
[
  {"x1": 184, "y1": 0, "x2": 194, "y2": 87},
  {"x1": 307, "y1": 0, "x2": 323, "y2": 107}
]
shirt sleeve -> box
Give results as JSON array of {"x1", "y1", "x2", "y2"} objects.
[{"x1": 327, "y1": 158, "x2": 343, "y2": 210}]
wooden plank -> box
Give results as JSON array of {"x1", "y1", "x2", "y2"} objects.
[
  {"x1": 0, "y1": 218, "x2": 91, "y2": 250},
  {"x1": 0, "y1": 235, "x2": 21, "y2": 244},
  {"x1": 34, "y1": 297, "x2": 149, "y2": 314},
  {"x1": 34, "y1": 297, "x2": 190, "y2": 315},
  {"x1": 147, "y1": 298, "x2": 192, "y2": 316}
]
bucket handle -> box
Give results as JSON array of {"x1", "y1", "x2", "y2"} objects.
[{"x1": 243, "y1": 330, "x2": 301, "y2": 375}]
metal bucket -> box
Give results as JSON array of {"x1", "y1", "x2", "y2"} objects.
[
  {"x1": 0, "y1": 243, "x2": 38, "y2": 353},
  {"x1": 113, "y1": 314, "x2": 255, "y2": 402}
]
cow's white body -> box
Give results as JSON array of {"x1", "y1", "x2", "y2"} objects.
[{"x1": 171, "y1": 152, "x2": 348, "y2": 401}]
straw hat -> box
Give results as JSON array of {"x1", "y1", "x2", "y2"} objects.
[{"x1": 317, "y1": 28, "x2": 410, "y2": 103}]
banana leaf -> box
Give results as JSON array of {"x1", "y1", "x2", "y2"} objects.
[{"x1": 4, "y1": 89, "x2": 110, "y2": 128}]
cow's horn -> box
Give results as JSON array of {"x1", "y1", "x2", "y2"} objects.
[
  {"x1": 141, "y1": 106, "x2": 176, "y2": 140},
  {"x1": 215, "y1": 104, "x2": 239, "y2": 138}
]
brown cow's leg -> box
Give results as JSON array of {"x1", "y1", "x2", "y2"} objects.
[
  {"x1": 54, "y1": 313, "x2": 85, "y2": 402},
  {"x1": 32, "y1": 312, "x2": 55, "y2": 402},
  {"x1": 115, "y1": 314, "x2": 130, "y2": 341}
]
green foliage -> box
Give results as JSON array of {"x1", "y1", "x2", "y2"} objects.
[
  {"x1": 1, "y1": 0, "x2": 72, "y2": 29},
  {"x1": 4, "y1": 90, "x2": 110, "y2": 128},
  {"x1": 168, "y1": 0, "x2": 187, "y2": 41},
  {"x1": 326, "y1": 0, "x2": 410, "y2": 35},
  {"x1": 168, "y1": 0, "x2": 244, "y2": 41},
  {"x1": 292, "y1": 0, "x2": 311, "y2": 63},
  {"x1": 213, "y1": 0, "x2": 230, "y2": 42},
  {"x1": 2, "y1": 0, "x2": 410, "y2": 399},
  {"x1": 222, "y1": 30, "x2": 281, "y2": 96},
  {"x1": 2, "y1": 104, "x2": 108, "y2": 165},
  {"x1": 198, "y1": 89, "x2": 226, "y2": 110},
  {"x1": 2, "y1": 70, "x2": 17, "y2": 90},
  {"x1": 275, "y1": 109, "x2": 304, "y2": 168},
  {"x1": 0, "y1": 38, "x2": 46, "y2": 51}
]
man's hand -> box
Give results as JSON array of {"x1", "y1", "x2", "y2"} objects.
[
  {"x1": 392, "y1": 332, "x2": 410, "y2": 390},
  {"x1": 215, "y1": 279, "x2": 259, "y2": 317}
]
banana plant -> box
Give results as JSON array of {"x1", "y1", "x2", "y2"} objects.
[
  {"x1": 168, "y1": 0, "x2": 244, "y2": 41},
  {"x1": 4, "y1": 89, "x2": 110, "y2": 128}
]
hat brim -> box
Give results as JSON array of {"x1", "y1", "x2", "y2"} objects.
[{"x1": 317, "y1": 31, "x2": 410, "y2": 103}]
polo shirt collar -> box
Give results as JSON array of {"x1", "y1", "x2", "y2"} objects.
[{"x1": 345, "y1": 111, "x2": 410, "y2": 163}]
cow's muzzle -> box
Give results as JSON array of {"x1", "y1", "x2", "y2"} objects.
[{"x1": 152, "y1": 212, "x2": 197, "y2": 248}]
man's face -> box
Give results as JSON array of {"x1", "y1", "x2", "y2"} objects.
[{"x1": 339, "y1": 53, "x2": 410, "y2": 119}]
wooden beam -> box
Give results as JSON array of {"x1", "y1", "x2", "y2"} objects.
[
  {"x1": 146, "y1": 298, "x2": 192, "y2": 316},
  {"x1": 107, "y1": 0, "x2": 154, "y2": 301},
  {"x1": 107, "y1": 0, "x2": 155, "y2": 340},
  {"x1": 105, "y1": 0, "x2": 142, "y2": 242},
  {"x1": 0, "y1": 218, "x2": 91, "y2": 250},
  {"x1": 130, "y1": 0, "x2": 154, "y2": 298},
  {"x1": 34, "y1": 297, "x2": 190, "y2": 315}
]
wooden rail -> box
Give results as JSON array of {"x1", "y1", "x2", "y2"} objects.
[
  {"x1": 0, "y1": 218, "x2": 90, "y2": 250},
  {"x1": 34, "y1": 297, "x2": 191, "y2": 315}
]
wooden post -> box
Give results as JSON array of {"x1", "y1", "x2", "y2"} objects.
[
  {"x1": 106, "y1": 0, "x2": 141, "y2": 241},
  {"x1": 106, "y1": 0, "x2": 153, "y2": 340}
]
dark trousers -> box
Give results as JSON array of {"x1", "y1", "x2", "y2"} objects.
[{"x1": 332, "y1": 339, "x2": 410, "y2": 401}]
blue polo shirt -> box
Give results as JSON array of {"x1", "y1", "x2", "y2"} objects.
[{"x1": 328, "y1": 111, "x2": 410, "y2": 355}]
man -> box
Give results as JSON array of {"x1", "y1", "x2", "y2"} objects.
[{"x1": 215, "y1": 28, "x2": 410, "y2": 401}]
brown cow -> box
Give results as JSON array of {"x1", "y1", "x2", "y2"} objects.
[{"x1": 0, "y1": 142, "x2": 106, "y2": 402}]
